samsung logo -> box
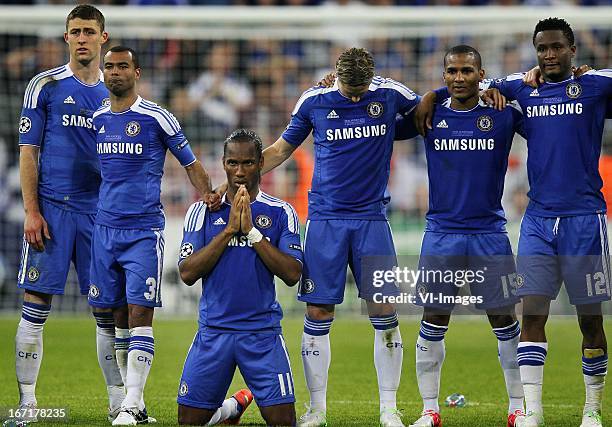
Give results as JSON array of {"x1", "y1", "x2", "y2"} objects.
[
  {"x1": 434, "y1": 139, "x2": 495, "y2": 151},
  {"x1": 526, "y1": 103, "x2": 582, "y2": 118},
  {"x1": 326, "y1": 124, "x2": 387, "y2": 141},
  {"x1": 62, "y1": 114, "x2": 93, "y2": 129},
  {"x1": 97, "y1": 142, "x2": 143, "y2": 155}
]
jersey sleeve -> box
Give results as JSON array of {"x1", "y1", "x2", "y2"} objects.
[
  {"x1": 157, "y1": 108, "x2": 196, "y2": 167},
  {"x1": 178, "y1": 201, "x2": 207, "y2": 265},
  {"x1": 481, "y1": 73, "x2": 523, "y2": 101},
  {"x1": 394, "y1": 110, "x2": 419, "y2": 141},
  {"x1": 281, "y1": 91, "x2": 314, "y2": 147},
  {"x1": 433, "y1": 86, "x2": 450, "y2": 102},
  {"x1": 508, "y1": 101, "x2": 526, "y2": 139},
  {"x1": 18, "y1": 78, "x2": 49, "y2": 146},
  {"x1": 393, "y1": 80, "x2": 421, "y2": 115},
  {"x1": 587, "y1": 69, "x2": 612, "y2": 97},
  {"x1": 277, "y1": 203, "x2": 304, "y2": 264}
]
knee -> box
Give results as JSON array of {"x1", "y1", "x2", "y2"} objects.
[
  {"x1": 262, "y1": 411, "x2": 296, "y2": 426},
  {"x1": 306, "y1": 304, "x2": 335, "y2": 321},
  {"x1": 177, "y1": 406, "x2": 211, "y2": 426},
  {"x1": 578, "y1": 315, "x2": 604, "y2": 340},
  {"x1": 521, "y1": 314, "x2": 547, "y2": 331},
  {"x1": 488, "y1": 313, "x2": 516, "y2": 329}
]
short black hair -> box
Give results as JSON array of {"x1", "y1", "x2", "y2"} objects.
[
  {"x1": 107, "y1": 46, "x2": 140, "y2": 69},
  {"x1": 444, "y1": 45, "x2": 482, "y2": 69},
  {"x1": 533, "y1": 17, "x2": 574, "y2": 46},
  {"x1": 66, "y1": 4, "x2": 105, "y2": 32},
  {"x1": 223, "y1": 129, "x2": 263, "y2": 160}
]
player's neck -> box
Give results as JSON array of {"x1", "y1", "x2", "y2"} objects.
[
  {"x1": 449, "y1": 95, "x2": 478, "y2": 111},
  {"x1": 543, "y1": 70, "x2": 572, "y2": 84},
  {"x1": 110, "y1": 92, "x2": 138, "y2": 113},
  {"x1": 68, "y1": 58, "x2": 101, "y2": 85}
]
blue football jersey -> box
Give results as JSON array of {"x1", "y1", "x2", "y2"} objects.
[
  {"x1": 483, "y1": 70, "x2": 612, "y2": 217},
  {"x1": 414, "y1": 99, "x2": 524, "y2": 233},
  {"x1": 179, "y1": 192, "x2": 303, "y2": 332},
  {"x1": 281, "y1": 77, "x2": 421, "y2": 220},
  {"x1": 92, "y1": 96, "x2": 196, "y2": 229},
  {"x1": 18, "y1": 64, "x2": 108, "y2": 213}
]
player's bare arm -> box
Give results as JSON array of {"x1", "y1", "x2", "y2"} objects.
[
  {"x1": 261, "y1": 137, "x2": 297, "y2": 174},
  {"x1": 523, "y1": 64, "x2": 593, "y2": 87},
  {"x1": 184, "y1": 159, "x2": 221, "y2": 210},
  {"x1": 20, "y1": 145, "x2": 50, "y2": 251},
  {"x1": 179, "y1": 193, "x2": 243, "y2": 286},
  {"x1": 238, "y1": 187, "x2": 301, "y2": 286}
]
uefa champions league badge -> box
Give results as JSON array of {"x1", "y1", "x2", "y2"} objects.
[
  {"x1": 102, "y1": 97, "x2": 110, "y2": 107},
  {"x1": 125, "y1": 121, "x2": 141, "y2": 137},
  {"x1": 18, "y1": 116, "x2": 32, "y2": 134},
  {"x1": 566, "y1": 82, "x2": 582, "y2": 99},
  {"x1": 180, "y1": 243, "x2": 194, "y2": 259},
  {"x1": 476, "y1": 115, "x2": 493, "y2": 132}
]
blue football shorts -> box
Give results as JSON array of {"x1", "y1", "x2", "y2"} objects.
[
  {"x1": 416, "y1": 231, "x2": 519, "y2": 311},
  {"x1": 88, "y1": 224, "x2": 164, "y2": 308},
  {"x1": 297, "y1": 219, "x2": 399, "y2": 304},
  {"x1": 517, "y1": 213, "x2": 611, "y2": 305},
  {"x1": 177, "y1": 329, "x2": 295, "y2": 410},
  {"x1": 17, "y1": 198, "x2": 94, "y2": 295}
]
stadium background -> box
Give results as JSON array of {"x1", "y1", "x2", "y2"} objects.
[
  {"x1": 0, "y1": 3, "x2": 610, "y2": 316},
  {"x1": 0, "y1": 4, "x2": 610, "y2": 425}
]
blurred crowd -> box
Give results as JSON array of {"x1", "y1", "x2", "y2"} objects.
[{"x1": 0, "y1": 27, "x2": 610, "y2": 283}]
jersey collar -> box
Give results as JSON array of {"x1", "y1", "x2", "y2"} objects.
[{"x1": 443, "y1": 97, "x2": 487, "y2": 112}]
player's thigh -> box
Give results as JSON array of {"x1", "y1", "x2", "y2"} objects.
[
  {"x1": 236, "y1": 333, "x2": 295, "y2": 408},
  {"x1": 298, "y1": 220, "x2": 350, "y2": 305},
  {"x1": 415, "y1": 232, "x2": 467, "y2": 311},
  {"x1": 349, "y1": 220, "x2": 399, "y2": 301},
  {"x1": 17, "y1": 199, "x2": 75, "y2": 295},
  {"x1": 117, "y1": 229, "x2": 164, "y2": 308},
  {"x1": 558, "y1": 213, "x2": 612, "y2": 305},
  {"x1": 516, "y1": 214, "x2": 561, "y2": 299},
  {"x1": 72, "y1": 211, "x2": 96, "y2": 295},
  {"x1": 88, "y1": 224, "x2": 127, "y2": 308},
  {"x1": 467, "y1": 233, "x2": 520, "y2": 311},
  {"x1": 177, "y1": 330, "x2": 236, "y2": 410}
]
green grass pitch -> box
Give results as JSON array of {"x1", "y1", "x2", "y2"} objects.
[{"x1": 0, "y1": 316, "x2": 609, "y2": 426}]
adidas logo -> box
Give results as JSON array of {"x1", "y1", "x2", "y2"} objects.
[
  {"x1": 327, "y1": 110, "x2": 339, "y2": 119},
  {"x1": 64, "y1": 96, "x2": 75, "y2": 104},
  {"x1": 213, "y1": 217, "x2": 226, "y2": 225},
  {"x1": 530, "y1": 89, "x2": 539, "y2": 97},
  {"x1": 436, "y1": 119, "x2": 448, "y2": 128},
  {"x1": 98, "y1": 125, "x2": 105, "y2": 134}
]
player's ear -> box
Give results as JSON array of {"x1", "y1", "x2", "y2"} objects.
[
  {"x1": 570, "y1": 45, "x2": 576, "y2": 58},
  {"x1": 135, "y1": 68, "x2": 141, "y2": 80},
  {"x1": 101, "y1": 31, "x2": 109, "y2": 44},
  {"x1": 258, "y1": 154, "x2": 264, "y2": 169},
  {"x1": 479, "y1": 68, "x2": 485, "y2": 81},
  {"x1": 64, "y1": 32, "x2": 69, "y2": 44}
]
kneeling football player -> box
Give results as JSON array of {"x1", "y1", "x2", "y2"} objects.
[{"x1": 177, "y1": 129, "x2": 302, "y2": 426}]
